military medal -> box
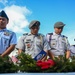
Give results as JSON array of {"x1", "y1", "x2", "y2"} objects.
[
  {"x1": 52, "y1": 43, "x2": 55, "y2": 45},
  {"x1": 27, "y1": 43, "x2": 31, "y2": 48}
]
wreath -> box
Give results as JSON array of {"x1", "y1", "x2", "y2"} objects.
[{"x1": 0, "y1": 53, "x2": 75, "y2": 73}]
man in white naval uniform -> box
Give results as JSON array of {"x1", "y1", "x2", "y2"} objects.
[
  {"x1": 46, "y1": 21, "x2": 70, "y2": 59},
  {"x1": 16, "y1": 20, "x2": 54, "y2": 61}
]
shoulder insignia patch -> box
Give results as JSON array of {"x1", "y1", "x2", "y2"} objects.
[
  {"x1": 62, "y1": 35, "x2": 67, "y2": 38},
  {"x1": 23, "y1": 33, "x2": 28, "y2": 36}
]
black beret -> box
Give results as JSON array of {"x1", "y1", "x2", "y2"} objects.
[
  {"x1": 29, "y1": 20, "x2": 40, "y2": 29},
  {"x1": 0, "y1": 10, "x2": 9, "y2": 20},
  {"x1": 54, "y1": 22, "x2": 65, "y2": 28}
]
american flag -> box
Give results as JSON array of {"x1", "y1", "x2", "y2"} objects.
[{"x1": 11, "y1": 56, "x2": 18, "y2": 63}]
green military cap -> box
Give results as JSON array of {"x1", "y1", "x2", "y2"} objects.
[
  {"x1": 54, "y1": 21, "x2": 65, "y2": 28},
  {"x1": 0, "y1": 10, "x2": 9, "y2": 20},
  {"x1": 29, "y1": 20, "x2": 40, "y2": 29}
]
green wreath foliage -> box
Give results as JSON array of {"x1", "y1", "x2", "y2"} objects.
[
  {"x1": 18, "y1": 53, "x2": 75, "y2": 73},
  {"x1": 0, "y1": 52, "x2": 75, "y2": 73},
  {"x1": 0, "y1": 56, "x2": 18, "y2": 73}
]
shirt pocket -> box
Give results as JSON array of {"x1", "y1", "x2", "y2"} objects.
[
  {"x1": 50, "y1": 39, "x2": 57, "y2": 48},
  {"x1": 2, "y1": 35, "x2": 10, "y2": 46},
  {"x1": 60, "y1": 39, "x2": 66, "y2": 50},
  {"x1": 36, "y1": 40, "x2": 42, "y2": 47}
]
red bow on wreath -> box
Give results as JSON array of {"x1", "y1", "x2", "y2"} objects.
[{"x1": 36, "y1": 59, "x2": 55, "y2": 69}]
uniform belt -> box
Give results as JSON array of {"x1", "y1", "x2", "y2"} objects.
[
  {"x1": 55, "y1": 55, "x2": 64, "y2": 57},
  {"x1": 51, "y1": 48, "x2": 56, "y2": 50}
]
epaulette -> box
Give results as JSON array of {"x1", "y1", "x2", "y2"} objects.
[
  {"x1": 48, "y1": 33, "x2": 53, "y2": 35},
  {"x1": 23, "y1": 33, "x2": 28, "y2": 36},
  {"x1": 62, "y1": 35, "x2": 68, "y2": 38},
  {"x1": 72, "y1": 45, "x2": 75, "y2": 47},
  {"x1": 39, "y1": 33, "x2": 44, "y2": 37}
]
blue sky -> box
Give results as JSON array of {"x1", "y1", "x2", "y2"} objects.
[{"x1": 0, "y1": 0, "x2": 75, "y2": 45}]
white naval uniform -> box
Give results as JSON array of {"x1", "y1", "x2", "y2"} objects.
[
  {"x1": 16, "y1": 33, "x2": 51, "y2": 58},
  {"x1": 46, "y1": 32, "x2": 70, "y2": 56}
]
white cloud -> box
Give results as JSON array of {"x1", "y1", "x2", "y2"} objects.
[
  {"x1": 3, "y1": 5, "x2": 32, "y2": 34},
  {"x1": 0, "y1": 0, "x2": 8, "y2": 5}
]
